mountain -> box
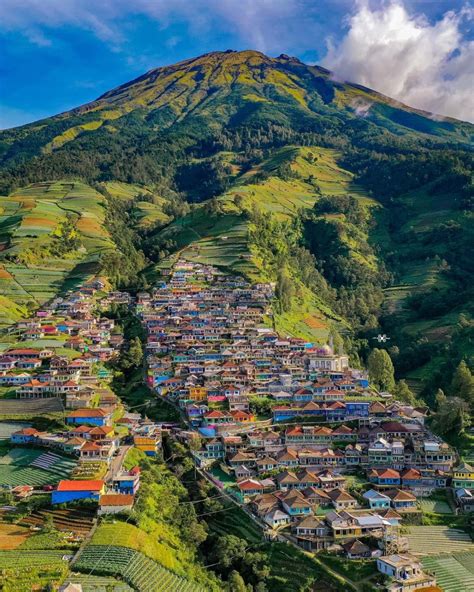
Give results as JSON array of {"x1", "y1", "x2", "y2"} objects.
[{"x1": 0, "y1": 49, "x2": 472, "y2": 399}]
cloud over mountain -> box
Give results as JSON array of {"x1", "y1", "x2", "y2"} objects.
[{"x1": 322, "y1": 1, "x2": 474, "y2": 122}]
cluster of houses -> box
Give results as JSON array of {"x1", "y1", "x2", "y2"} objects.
[
  {"x1": 0, "y1": 278, "x2": 162, "y2": 513},
  {"x1": 138, "y1": 261, "x2": 471, "y2": 592}
]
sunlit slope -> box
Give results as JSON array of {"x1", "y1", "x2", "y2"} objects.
[
  {"x1": 1, "y1": 50, "x2": 471, "y2": 191},
  {"x1": 149, "y1": 146, "x2": 370, "y2": 341},
  {"x1": 0, "y1": 181, "x2": 113, "y2": 327}
]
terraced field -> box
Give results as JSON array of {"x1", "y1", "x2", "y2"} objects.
[
  {"x1": 0, "y1": 181, "x2": 115, "y2": 329},
  {"x1": 422, "y1": 552, "x2": 474, "y2": 592},
  {"x1": 0, "y1": 396, "x2": 64, "y2": 419},
  {"x1": 0, "y1": 446, "x2": 76, "y2": 487},
  {"x1": 66, "y1": 574, "x2": 134, "y2": 592},
  {"x1": 20, "y1": 507, "x2": 95, "y2": 536},
  {"x1": 75, "y1": 545, "x2": 206, "y2": 592},
  {"x1": 207, "y1": 504, "x2": 263, "y2": 543},
  {"x1": 406, "y1": 526, "x2": 473, "y2": 555},
  {"x1": 0, "y1": 549, "x2": 70, "y2": 591}
]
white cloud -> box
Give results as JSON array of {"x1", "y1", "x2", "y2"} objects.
[{"x1": 322, "y1": 1, "x2": 474, "y2": 122}]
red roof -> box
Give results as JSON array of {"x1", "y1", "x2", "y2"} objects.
[{"x1": 56, "y1": 479, "x2": 104, "y2": 492}]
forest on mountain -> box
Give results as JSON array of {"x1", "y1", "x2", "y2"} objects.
[{"x1": 0, "y1": 49, "x2": 472, "y2": 411}]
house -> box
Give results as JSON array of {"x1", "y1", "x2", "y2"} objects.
[
  {"x1": 452, "y1": 462, "x2": 474, "y2": 490},
  {"x1": 66, "y1": 408, "x2": 111, "y2": 426},
  {"x1": 98, "y1": 493, "x2": 134, "y2": 515},
  {"x1": 363, "y1": 489, "x2": 391, "y2": 510},
  {"x1": 113, "y1": 469, "x2": 140, "y2": 495},
  {"x1": 385, "y1": 489, "x2": 418, "y2": 512},
  {"x1": 376, "y1": 554, "x2": 437, "y2": 592},
  {"x1": 280, "y1": 490, "x2": 313, "y2": 518},
  {"x1": 10, "y1": 427, "x2": 41, "y2": 444},
  {"x1": 264, "y1": 509, "x2": 291, "y2": 528},
  {"x1": 455, "y1": 488, "x2": 474, "y2": 513},
  {"x1": 368, "y1": 468, "x2": 401, "y2": 488},
  {"x1": 237, "y1": 479, "x2": 264, "y2": 499},
  {"x1": 133, "y1": 434, "x2": 161, "y2": 456},
  {"x1": 52, "y1": 480, "x2": 105, "y2": 504},
  {"x1": 256, "y1": 457, "x2": 277, "y2": 473},
  {"x1": 79, "y1": 441, "x2": 110, "y2": 461},
  {"x1": 327, "y1": 488, "x2": 357, "y2": 510},
  {"x1": 342, "y1": 539, "x2": 371, "y2": 559},
  {"x1": 292, "y1": 515, "x2": 331, "y2": 551}
]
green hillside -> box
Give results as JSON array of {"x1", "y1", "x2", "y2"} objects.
[
  {"x1": 0, "y1": 48, "x2": 472, "y2": 394},
  {"x1": 0, "y1": 181, "x2": 114, "y2": 327}
]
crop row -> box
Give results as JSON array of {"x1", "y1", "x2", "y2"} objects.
[{"x1": 76, "y1": 545, "x2": 205, "y2": 592}]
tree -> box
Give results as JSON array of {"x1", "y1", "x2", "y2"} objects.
[
  {"x1": 42, "y1": 513, "x2": 55, "y2": 533},
  {"x1": 121, "y1": 336, "x2": 143, "y2": 370},
  {"x1": 228, "y1": 571, "x2": 247, "y2": 592},
  {"x1": 368, "y1": 348, "x2": 395, "y2": 391},
  {"x1": 233, "y1": 195, "x2": 245, "y2": 213},
  {"x1": 431, "y1": 396, "x2": 470, "y2": 436},
  {"x1": 435, "y1": 388, "x2": 446, "y2": 409},
  {"x1": 392, "y1": 380, "x2": 417, "y2": 406},
  {"x1": 450, "y1": 360, "x2": 474, "y2": 409},
  {"x1": 276, "y1": 268, "x2": 294, "y2": 313},
  {"x1": 214, "y1": 535, "x2": 247, "y2": 569}
]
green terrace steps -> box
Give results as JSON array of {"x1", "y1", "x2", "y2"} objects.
[
  {"x1": 75, "y1": 545, "x2": 207, "y2": 592},
  {"x1": 65, "y1": 574, "x2": 134, "y2": 592},
  {"x1": 406, "y1": 526, "x2": 474, "y2": 555},
  {"x1": 0, "y1": 549, "x2": 70, "y2": 592},
  {"x1": 421, "y1": 552, "x2": 474, "y2": 592}
]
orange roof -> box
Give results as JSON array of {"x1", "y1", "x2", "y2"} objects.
[
  {"x1": 56, "y1": 480, "x2": 104, "y2": 491},
  {"x1": 100, "y1": 494, "x2": 134, "y2": 506},
  {"x1": 14, "y1": 428, "x2": 40, "y2": 436}
]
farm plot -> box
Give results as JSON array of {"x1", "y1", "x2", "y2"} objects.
[
  {"x1": 0, "y1": 523, "x2": 30, "y2": 549},
  {"x1": 75, "y1": 545, "x2": 206, "y2": 592},
  {"x1": 422, "y1": 552, "x2": 474, "y2": 592},
  {"x1": 0, "y1": 447, "x2": 76, "y2": 487},
  {"x1": 66, "y1": 574, "x2": 133, "y2": 592},
  {"x1": 0, "y1": 549, "x2": 70, "y2": 592},
  {"x1": 406, "y1": 526, "x2": 473, "y2": 555},
  {"x1": 419, "y1": 497, "x2": 453, "y2": 515},
  {"x1": 0, "y1": 422, "x2": 31, "y2": 440},
  {"x1": 0, "y1": 397, "x2": 64, "y2": 419},
  {"x1": 20, "y1": 507, "x2": 95, "y2": 537}
]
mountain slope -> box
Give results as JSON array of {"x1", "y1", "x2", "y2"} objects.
[
  {"x1": 0, "y1": 50, "x2": 472, "y2": 195},
  {"x1": 0, "y1": 49, "x2": 472, "y2": 397}
]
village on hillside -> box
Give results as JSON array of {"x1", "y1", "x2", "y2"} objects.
[{"x1": 0, "y1": 260, "x2": 471, "y2": 591}]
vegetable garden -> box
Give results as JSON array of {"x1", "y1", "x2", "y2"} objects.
[
  {"x1": 422, "y1": 552, "x2": 474, "y2": 592},
  {"x1": 75, "y1": 545, "x2": 206, "y2": 592}
]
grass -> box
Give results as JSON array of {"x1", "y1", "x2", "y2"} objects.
[
  {"x1": 319, "y1": 553, "x2": 377, "y2": 580},
  {"x1": 0, "y1": 549, "x2": 70, "y2": 592},
  {"x1": 123, "y1": 447, "x2": 147, "y2": 470}
]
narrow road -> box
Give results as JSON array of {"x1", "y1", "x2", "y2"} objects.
[{"x1": 105, "y1": 444, "x2": 131, "y2": 483}]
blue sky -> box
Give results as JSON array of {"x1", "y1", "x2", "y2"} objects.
[{"x1": 0, "y1": 0, "x2": 472, "y2": 128}]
